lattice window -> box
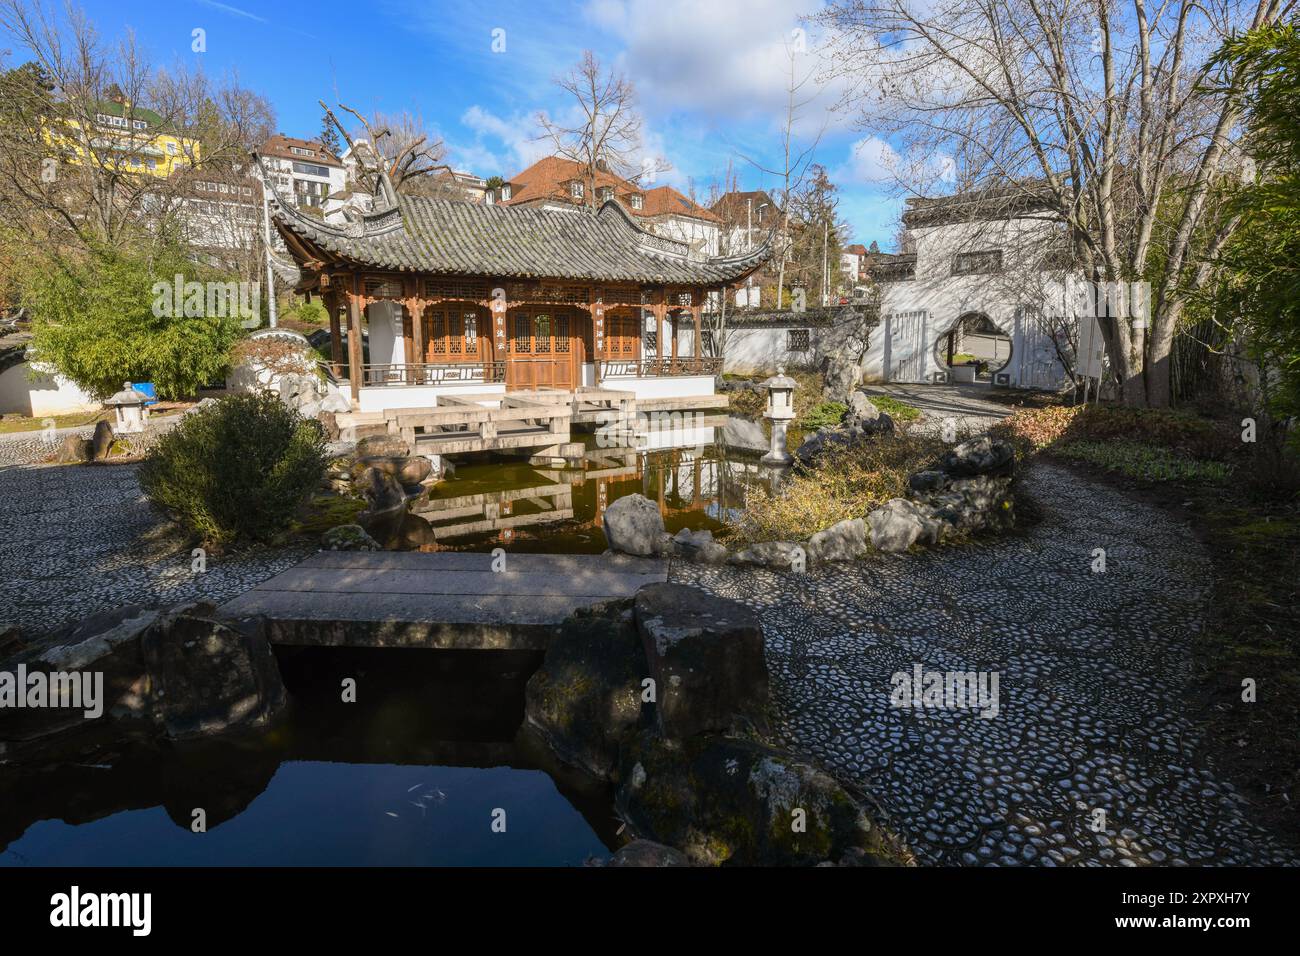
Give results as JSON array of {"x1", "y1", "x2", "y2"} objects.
[
  {"x1": 788, "y1": 329, "x2": 811, "y2": 352},
  {"x1": 364, "y1": 277, "x2": 401, "y2": 297},
  {"x1": 952, "y1": 250, "x2": 1003, "y2": 275},
  {"x1": 428, "y1": 312, "x2": 448, "y2": 354},
  {"x1": 555, "y1": 314, "x2": 571, "y2": 353},
  {"x1": 534, "y1": 314, "x2": 552, "y2": 353},
  {"x1": 675, "y1": 291, "x2": 693, "y2": 306},
  {"x1": 464, "y1": 314, "x2": 478, "y2": 349},
  {"x1": 513, "y1": 313, "x2": 530, "y2": 352},
  {"x1": 424, "y1": 279, "x2": 488, "y2": 300}
]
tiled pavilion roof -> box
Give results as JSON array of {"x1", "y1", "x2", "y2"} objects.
[{"x1": 260, "y1": 157, "x2": 772, "y2": 287}]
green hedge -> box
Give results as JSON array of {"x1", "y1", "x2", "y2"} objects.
[{"x1": 139, "y1": 393, "x2": 329, "y2": 547}]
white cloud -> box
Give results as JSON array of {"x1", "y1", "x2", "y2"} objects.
[{"x1": 584, "y1": 0, "x2": 849, "y2": 134}]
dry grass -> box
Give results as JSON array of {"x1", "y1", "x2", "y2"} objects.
[{"x1": 733, "y1": 430, "x2": 949, "y2": 544}]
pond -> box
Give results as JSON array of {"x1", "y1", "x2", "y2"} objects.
[
  {"x1": 0, "y1": 648, "x2": 617, "y2": 867},
  {"x1": 373, "y1": 418, "x2": 778, "y2": 554}
]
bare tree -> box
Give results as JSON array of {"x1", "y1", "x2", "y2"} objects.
[
  {"x1": 737, "y1": 43, "x2": 829, "y2": 308},
  {"x1": 537, "y1": 50, "x2": 666, "y2": 207},
  {"x1": 0, "y1": 0, "x2": 273, "y2": 252},
  {"x1": 816, "y1": 0, "x2": 1292, "y2": 406},
  {"x1": 321, "y1": 101, "x2": 451, "y2": 196}
]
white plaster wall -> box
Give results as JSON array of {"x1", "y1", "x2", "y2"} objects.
[
  {"x1": 711, "y1": 326, "x2": 824, "y2": 376},
  {"x1": 650, "y1": 217, "x2": 721, "y2": 256},
  {"x1": 357, "y1": 382, "x2": 505, "y2": 414},
  {"x1": 367, "y1": 301, "x2": 406, "y2": 367},
  {"x1": 860, "y1": 215, "x2": 1080, "y2": 388},
  {"x1": 0, "y1": 362, "x2": 98, "y2": 416}
]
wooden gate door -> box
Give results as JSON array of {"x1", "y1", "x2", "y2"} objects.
[
  {"x1": 506, "y1": 308, "x2": 578, "y2": 390},
  {"x1": 884, "y1": 311, "x2": 929, "y2": 383}
]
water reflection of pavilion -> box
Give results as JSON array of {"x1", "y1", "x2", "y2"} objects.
[{"x1": 407, "y1": 425, "x2": 770, "y2": 551}]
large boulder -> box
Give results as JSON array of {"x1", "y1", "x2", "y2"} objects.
[
  {"x1": 720, "y1": 416, "x2": 769, "y2": 455},
  {"x1": 806, "y1": 517, "x2": 868, "y2": 564},
  {"x1": 634, "y1": 583, "x2": 768, "y2": 739},
  {"x1": 822, "y1": 350, "x2": 863, "y2": 403},
  {"x1": 934, "y1": 435, "x2": 1015, "y2": 478},
  {"x1": 56, "y1": 434, "x2": 92, "y2": 464},
  {"x1": 90, "y1": 419, "x2": 114, "y2": 461},
  {"x1": 139, "y1": 604, "x2": 286, "y2": 739},
  {"x1": 602, "y1": 493, "x2": 665, "y2": 557},
  {"x1": 617, "y1": 732, "x2": 898, "y2": 867},
  {"x1": 523, "y1": 602, "x2": 647, "y2": 779},
  {"x1": 358, "y1": 454, "x2": 432, "y2": 486},
  {"x1": 355, "y1": 434, "x2": 413, "y2": 459},
  {"x1": 866, "y1": 498, "x2": 927, "y2": 552},
  {"x1": 663, "y1": 527, "x2": 729, "y2": 565},
  {"x1": 728, "y1": 540, "x2": 805, "y2": 570},
  {"x1": 355, "y1": 466, "x2": 409, "y2": 515}
]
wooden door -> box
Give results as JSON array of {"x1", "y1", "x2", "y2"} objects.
[
  {"x1": 416, "y1": 305, "x2": 489, "y2": 381},
  {"x1": 506, "y1": 308, "x2": 578, "y2": 390}
]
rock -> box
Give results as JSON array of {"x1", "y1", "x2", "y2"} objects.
[
  {"x1": 806, "y1": 517, "x2": 867, "y2": 564},
  {"x1": 867, "y1": 498, "x2": 927, "y2": 552},
  {"x1": 359, "y1": 454, "x2": 432, "y2": 486},
  {"x1": 524, "y1": 603, "x2": 647, "y2": 778},
  {"x1": 844, "y1": 392, "x2": 881, "y2": 426},
  {"x1": 321, "y1": 523, "x2": 380, "y2": 551},
  {"x1": 278, "y1": 372, "x2": 320, "y2": 412},
  {"x1": 355, "y1": 434, "x2": 413, "y2": 459},
  {"x1": 634, "y1": 583, "x2": 768, "y2": 739},
  {"x1": 602, "y1": 493, "x2": 665, "y2": 557},
  {"x1": 914, "y1": 476, "x2": 1015, "y2": 535},
  {"x1": 90, "y1": 420, "x2": 114, "y2": 461},
  {"x1": 297, "y1": 399, "x2": 322, "y2": 420},
  {"x1": 608, "y1": 840, "x2": 691, "y2": 867},
  {"x1": 665, "y1": 527, "x2": 729, "y2": 564},
  {"x1": 140, "y1": 604, "x2": 286, "y2": 739},
  {"x1": 935, "y1": 435, "x2": 1015, "y2": 478},
  {"x1": 794, "y1": 416, "x2": 893, "y2": 465},
  {"x1": 320, "y1": 389, "x2": 352, "y2": 414},
  {"x1": 3, "y1": 607, "x2": 160, "y2": 742},
  {"x1": 355, "y1": 466, "x2": 409, "y2": 514},
  {"x1": 56, "y1": 434, "x2": 92, "y2": 463},
  {"x1": 822, "y1": 350, "x2": 863, "y2": 402},
  {"x1": 319, "y1": 411, "x2": 340, "y2": 441},
  {"x1": 183, "y1": 397, "x2": 219, "y2": 417},
  {"x1": 908, "y1": 469, "x2": 949, "y2": 493},
  {"x1": 617, "y1": 732, "x2": 895, "y2": 867},
  {"x1": 720, "y1": 416, "x2": 768, "y2": 455},
  {"x1": 728, "y1": 540, "x2": 806, "y2": 570}
]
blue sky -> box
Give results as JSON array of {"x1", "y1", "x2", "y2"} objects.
[{"x1": 55, "y1": 0, "x2": 906, "y2": 245}]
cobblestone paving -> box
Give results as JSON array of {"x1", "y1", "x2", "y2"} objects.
[
  {"x1": 672, "y1": 461, "x2": 1298, "y2": 866},
  {"x1": 0, "y1": 461, "x2": 310, "y2": 637}
]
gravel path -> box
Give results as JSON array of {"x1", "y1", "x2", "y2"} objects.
[
  {"x1": 0, "y1": 461, "x2": 310, "y2": 637},
  {"x1": 672, "y1": 460, "x2": 1297, "y2": 866}
]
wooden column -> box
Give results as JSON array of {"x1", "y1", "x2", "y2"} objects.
[
  {"x1": 653, "y1": 288, "x2": 666, "y2": 371},
  {"x1": 692, "y1": 299, "x2": 702, "y2": 364},
  {"x1": 347, "y1": 272, "x2": 363, "y2": 401},
  {"x1": 326, "y1": 290, "x2": 343, "y2": 371},
  {"x1": 404, "y1": 276, "x2": 423, "y2": 381}
]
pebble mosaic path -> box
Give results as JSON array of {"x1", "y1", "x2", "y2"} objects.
[
  {"x1": 0, "y1": 460, "x2": 310, "y2": 637},
  {"x1": 672, "y1": 461, "x2": 1297, "y2": 866}
]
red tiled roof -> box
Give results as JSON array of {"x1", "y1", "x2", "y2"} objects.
[
  {"x1": 502, "y1": 156, "x2": 717, "y2": 222},
  {"x1": 260, "y1": 134, "x2": 342, "y2": 168}
]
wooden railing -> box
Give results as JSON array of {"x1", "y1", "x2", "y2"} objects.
[
  {"x1": 363, "y1": 362, "x2": 506, "y2": 387},
  {"x1": 597, "y1": 356, "x2": 722, "y2": 378}
]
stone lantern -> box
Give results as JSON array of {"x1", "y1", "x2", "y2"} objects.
[
  {"x1": 760, "y1": 367, "x2": 797, "y2": 465},
  {"x1": 104, "y1": 382, "x2": 150, "y2": 434}
]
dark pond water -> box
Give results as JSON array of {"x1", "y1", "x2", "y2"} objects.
[
  {"x1": 375, "y1": 423, "x2": 777, "y2": 554},
  {"x1": 1, "y1": 649, "x2": 617, "y2": 867}
]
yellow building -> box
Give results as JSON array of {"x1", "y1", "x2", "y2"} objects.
[{"x1": 53, "y1": 99, "x2": 199, "y2": 178}]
